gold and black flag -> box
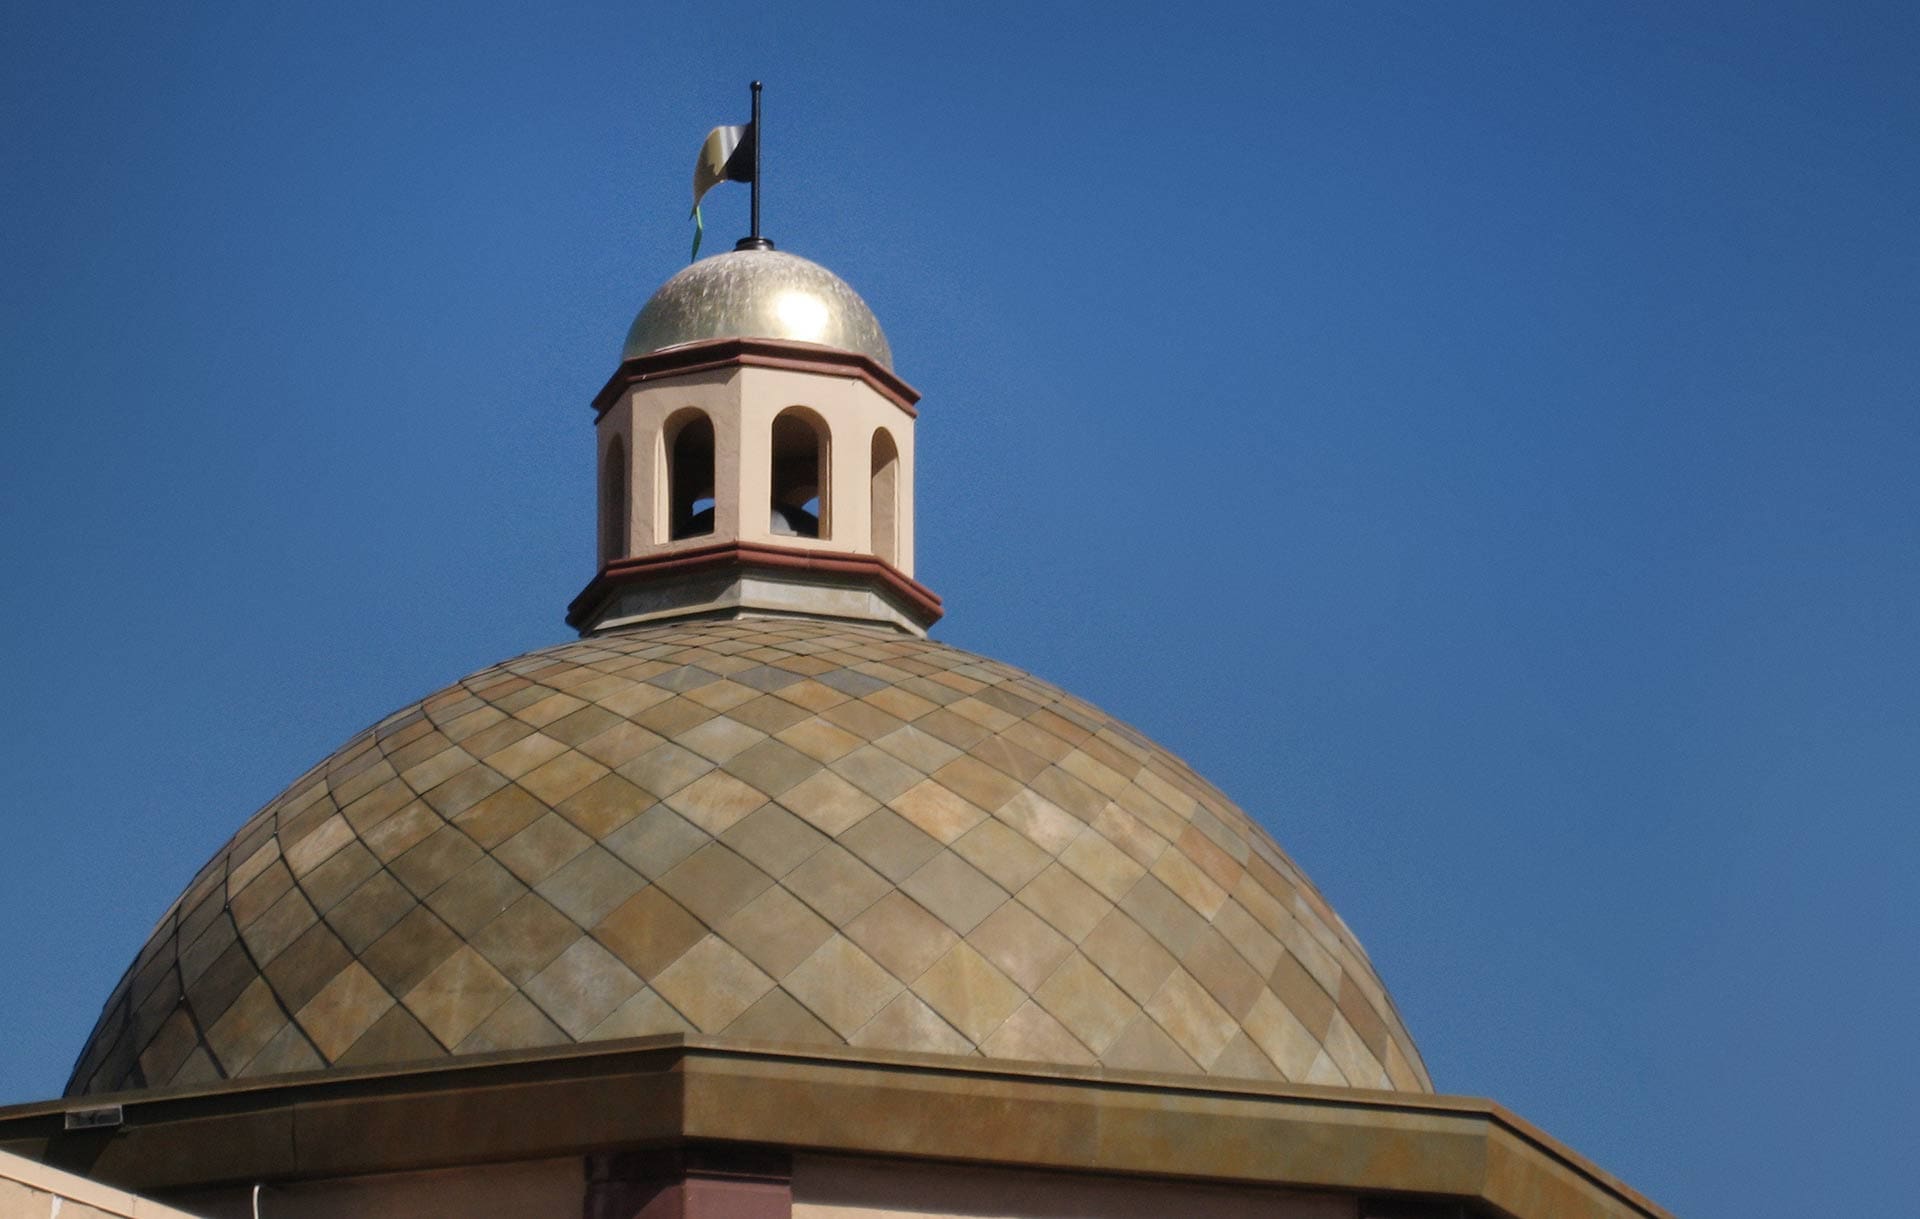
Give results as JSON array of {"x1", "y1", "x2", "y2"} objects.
[{"x1": 690, "y1": 121, "x2": 754, "y2": 259}]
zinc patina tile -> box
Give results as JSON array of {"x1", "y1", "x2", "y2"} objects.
[
  {"x1": 849, "y1": 992, "x2": 971, "y2": 1056},
  {"x1": 470, "y1": 894, "x2": 581, "y2": 986},
  {"x1": 722, "y1": 988, "x2": 839, "y2": 1046},
  {"x1": 601, "y1": 805, "x2": 709, "y2": 879},
  {"x1": 911, "y1": 943, "x2": 1023, "y2": 1044},
  {"x1": 524, "y1": 936, "x2": 644, "y2": 1039},
  {"x1": 720, "y1": 805, "x2": 829, "y2": 879},
  {"x1": 650, "y1": 936, "x2": 773, "y2": 1034},
  {"x1": 535, "y1": 846, "x2": 645, "y2": 929},
  {"x1": 783, "y1": 935, "x2": 900, "y2": 1037}
]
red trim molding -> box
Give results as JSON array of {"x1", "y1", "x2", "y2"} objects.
[
  {"x1": 567, "y1": 540, "x2": 944, "y2": 632},
  {"x1": 593, "y1": 338, "x2": 921, "y2": 419}
]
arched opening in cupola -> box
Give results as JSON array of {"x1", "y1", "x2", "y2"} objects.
[
  {"x1": 870, "y1": 428, "x2": 899, "y2": 565},
  {"x1": 665, "y1": 409, "x2": 716, "y2": 540},
  {"x1": 770, "y1": 408, "x2": 829, "y2": 539},
  {"x1": 599, "y1": 437, "x2": 628, "y2": 565}
]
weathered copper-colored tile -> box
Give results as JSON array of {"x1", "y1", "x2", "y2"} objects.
[
  {"x1": 995, "y1": 789, "x2": 1082, "y2": 854},
  {"x1": 551, "y1": 772, "x2": 648, "y2": 838},
  {"x1": 241, "y1": 888, "x2": 319, "y2": 967},
  {"x1": 1033, "y1": 953, "x2": 1135, "y2": 1056},
  {"x1": 720, "y1": 805, "x2": 829, "y2": 879},
  {"x1": 912, "y1": 707, "x2": 992, "y2": 750},
  {"x1": 458, "y1": 716, "x2": 535, "y2": 762},
  {"x1": 295, "y1": 962, "x2": 395, "y2": 1061},
  {"x1": 979, "y1": 1001, "x2": 1096, "y2": 1066},
  {"x1": 776, "y1": 769, "x2": 877, "y2": 837},
  {"x1": 362, "y1": 800, "x2": 441, "y2": 862},
  {"x1": 901, "y1": 851, "x2": 1007, "y2": 935},
  {"x1": 470, "y1": 893, "x2": 580, "y2": 985},
  {"x1": 772, "y1": 678, "x2": 849, "y2": 713},
  {"x1": 1029, "y1": 766, "x2": 1107, "y2": 822},
  {"x1": 484, "y1": 731, "x2": 569, "y2": 781},
  {"x1": 1090, "y1": 802, "x2": 1170, "y2": 869},
  {"x1": 949, "y1": 819, "x2": 1051, "y2": 894},
  {"x1": 1321, "y1": 1010, "x2": 1386, "y2": 1088},
  {"x1": 544, "y1": 704, "x2": 624, "y2": 750},
  {"x1": 721, "y1": 738, "x2": 818, "y2": 798},
  {"x1": 238, "y1": 1022, "x2": 324, "y2": 1080},
  {"x1": 576, "y1": 719, "x2": 666, "y2": 771},
  {"x1": 656, "y1": 843, "x2": 772, "y2": 927},
  {"x1": 424, "y1": 855, "x2": 526, "y2": 937},
  {"x1": 1059, "y1": 827, "x2": 1146, "y2": 901},
  {"x1": 1267, "y1": 949, "x2": 1338, "y2": 1038},
  {"x1": 207, "y1": 979, "x2": 290, "y2": 1073},
  {"x1": 448, "y1": 784, "x2": 543, "y2": 850},
  {"x1": 421, "y1": 764, "x2": 510, "y2": 820},
  {"x1": 1016, "y1": 864, "x2": 1111, "y2": 944},
  {"x1": 838, "y1": 809, "x2": 941, "y2": 883},
  {"x1": 602, "y1": 805, "x2": 709, "y2": 879},
  {"x1": 390, "y1": 825, "x2": 485, "y2": 898},
  {"x1": 779, "y1": 840, "x2": 890, "y2": 925},
  {"x1": 322, "y1": 870, "x2": 414, "y2": 955},
  {"x1": 263, "y1": 923, "x2": 353, "y2": 1014},
  {"x1": 285, "y1": 814, "x2": 355, "y2": 878},
  {"x1": 725, "y1": 693, "x2": 812, "y2": 736},
  {"x1": 1105, "y1": 1013, "x2": 1202, "y2": 1076},
  {"x1": 677, "y1": 714, "x2": 767, "y2": 763},
  {"x1": 930, "y1": 756, "x2": 1025, "y2": 814},
  {"x1": 775, "y1": 716, "x2": 865, "y2": 763},
  {"x1": 1241, "y1": 989, "x2": 1320, "y2": 1078},
  {"x1": 456, "y1": 992, "x2": 565, "y2": 1054},
  {"x1": 1119, "y1": 875, "x2": 1211, "y2": 959},
  {"x1": 231, "y1": 858, "x2": 295, "y2": 926},
  {"x1": 1184, "y1": 928, "x2": 1265, "y2": 1020},
  {"x1": 967, "y1": 901, "x2": 1073, "y2": 992},
  {"x1": 912, "y1": 943, "x2": 1023, "y2": 1044},
  {"x1": 524, "y1": 936, "x2": 644, "y2": 1039},
  {"x1": 333, "y1": 1003, "x2": 443, "y2": 1069},
  {"x1": 720, "y1": 988, "x2": 838, "y2": 1047},
  {"x1": 518, "y1": 749, "x2": 612, "y2": 807},
  {"x1": 536, "y1": 846, "x2": 645, "y2": 928},
  {"x1": 1145, "y1": 967, "x2": 1238, "y2": 1068},
  {"x1": 634, "y1": 695, "x2": 718, "y2": 738},
  {"x1": 301, "y1": 841, "x2": 382, "y2": 915},
  {"x1": 841, "y1": 889, "x2": 965, "y2": 989},
  {"x1": 651, "y1": 935, "x2": 773, "y2": 1033},
  {"x1": 718, "y1": 885, "x2": 834, "y2": 979},
  {"x1": 847, "y1": 993, "x2": 973, "y2": 1061},
  {"x1": 1153, "y1": 846, "x2": 1231, "y2": 921},
  {"x1": 401, "y1": 945, "x2": 516, "y2": 1049},
  {"x1": 783, "y1": 935, "x2": 900, "y2": 1037},
  {"x1": 622, "y1": 740, "x2": 721, "y2": 806},
  {"x1": 664, "y1": 770, "x2": 765, "y2": 835},
  {"x1": 137, "y1": 1007, "x2": 199, "y2": 1085},
  {"x1": 587, "y1": 987, "x2": 694, "y2": 1041},
  {"x1": 184, "y1": 936, "x2": 254, "y2": 1028},
  {"x1": 863, "y1": 685, "x2": 939, "y2": 724},
  {"x1": 360, "y1": 906, "x2": 460, "y2": 998},
  {"x1": 494, "y1": 813, "x2": 593, "y2": 885},
  {"x1": 888, "y1": 780, "x2": 986, "y2": 845},
  {"x1": 830, "y1": 745, "x2": 922, "y2": 802},
  {"x1": 1336, "y1": 977, "x2": 1393, "y2": 1061}
]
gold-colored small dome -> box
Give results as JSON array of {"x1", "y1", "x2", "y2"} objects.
[{"x1": 622, "y1": 248, "x2": 893, "y2": 368}]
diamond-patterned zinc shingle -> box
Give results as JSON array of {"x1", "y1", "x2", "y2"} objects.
[{"x1": 67, "y1": 619, "x2": 1431, "y2": 1097}]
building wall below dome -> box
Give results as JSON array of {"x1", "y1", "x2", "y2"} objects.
[{"x1": 68, "y1": 619, "x2": 1428, "y2": 1097}]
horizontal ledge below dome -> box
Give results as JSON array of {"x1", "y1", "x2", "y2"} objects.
[
  {"x1": 567, "y1": 541, "x2": 944, "y2": 635},
  {"x1": 594, "y1": 338, "x2": 920, "y2": 421}
]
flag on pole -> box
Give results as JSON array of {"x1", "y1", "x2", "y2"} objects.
[{"x1": 690, "y1": 121, "x2": 755, "y2": 260}]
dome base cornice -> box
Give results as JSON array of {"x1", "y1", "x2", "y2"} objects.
[
  {"x1": 593, "y1": 337, "x2": 920, "y2": 422},
  {"x1": 567, "y1": 540, "x2": 944, "y2": 636}
]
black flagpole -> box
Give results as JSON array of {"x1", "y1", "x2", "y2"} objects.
[
  {"x1": 738, "y1": 81, "x2": 770, "y2": 250},
  {"x1": 750, "y1": 81, "x2": 762, "y2": 241}
]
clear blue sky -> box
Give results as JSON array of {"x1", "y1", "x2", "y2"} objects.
[{"x1": 3, "y1": 3, "x2": 1915, "y2": 1216}]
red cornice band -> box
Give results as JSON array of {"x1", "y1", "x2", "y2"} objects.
[{"x1": 593, "y1": 338, "x2": 921, "y2": 419}]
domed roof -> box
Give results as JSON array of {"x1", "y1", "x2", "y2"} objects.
[
  {"x1": 622, "y1": 248, "x2": 893, "y2": 368},
  {"x1": 69, "y1": 619, "x2": 1428, "y2": 1097}
]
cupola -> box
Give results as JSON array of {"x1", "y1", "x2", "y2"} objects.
[{"x1": 568, "y1": 246, "x2": 939, "y2": 637}]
